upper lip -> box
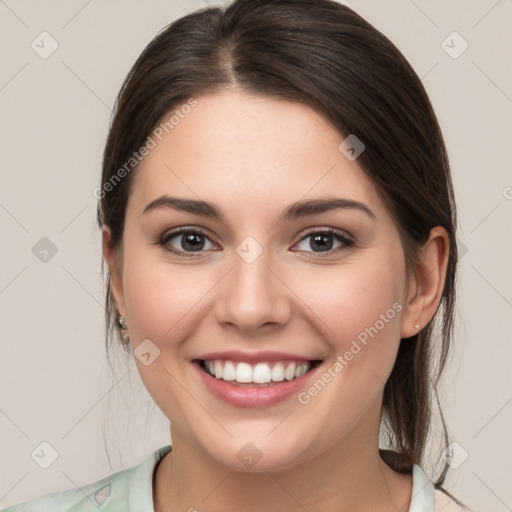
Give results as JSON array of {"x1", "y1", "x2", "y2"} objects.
[{"x1": 195, "y1": 351, "x2": 321, "y2": 364}]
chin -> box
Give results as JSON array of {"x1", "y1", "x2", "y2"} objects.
[{"x1": 196, "y1": 431, "x2": 316, "y2": 474}]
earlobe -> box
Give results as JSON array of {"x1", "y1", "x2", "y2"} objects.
[
  {"x1": 101, "y1": 226, "x2": 126, "y2": 317},
  {"x1": 401, "y1": 227, "x2": 449, "y2": 339}
]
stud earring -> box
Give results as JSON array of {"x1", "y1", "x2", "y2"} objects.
[
  {"x1": 117, "y1": 314, "x2": 127, "y2": 330},
  {"x1": 414, "y1": 323, "x2": 420, "y2": 330},
  {"x1": 117, "y1": 314, "x2": 130, "y2": 345}
]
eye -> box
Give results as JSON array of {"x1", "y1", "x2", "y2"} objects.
[
  {"x1": 292, "y1": 228, "x2": 354, "y2": 254},
  {"x1": 158, "y1": 228, "x2": 218, "y2": 256},
  {"x1": 156, "y1": 227, "x2": 353, "y2": 257}
]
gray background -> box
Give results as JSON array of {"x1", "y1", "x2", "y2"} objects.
[{"x1": 1, "y1": 1, "x2": 511, "y2": 510}]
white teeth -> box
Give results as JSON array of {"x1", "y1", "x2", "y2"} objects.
[
  {"x1": 284, "y1": 363, "x2": 296, "y2": 381},
  {"x1": 294, "y1": 363, "x2": 309, "y2": 379},
  {"x1": 222, "y1": 361, "x2": 236, "y2": 381},
  {"x1": 271, "y1": 362, "x2": 285, "y2": 382},
  {"x1": 203, "y1": 360, "x2": 313, "y2": 384},
  {"x1": 235, "y1": 362, "x2": 253, "y2": 383},
  {"x1": 253, "y1": 363, "x2": 272, "y2": 383},
  {"x1": 214, "y1": 360, "x2": 223, "y2": 379}
]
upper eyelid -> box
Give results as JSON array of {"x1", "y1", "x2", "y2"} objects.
[
  {"x1": 161, "y1": 226, "x2": 351, "y2": 240},
  {"x1": 161, "y1": 227, "x2": 217, "y2": 243}
]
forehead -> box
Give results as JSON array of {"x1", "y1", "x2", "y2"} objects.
[{"x1": 128, "y1": 90, "x2": 385, "y2": 219}]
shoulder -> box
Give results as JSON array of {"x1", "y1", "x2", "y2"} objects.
[
  {"x1": 435, "y1": 488, "x2": 473, "y2": 512},
  {"x1": 1, "y1": 472, "x2": 123, "y2": 512},
  {"x1": 1, "y1": 445, "x2": 172, "y2": 512}
]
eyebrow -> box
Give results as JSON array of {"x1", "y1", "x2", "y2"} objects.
[{"x1": 142, "y1": 195, "x2": 376, "y2": 222}]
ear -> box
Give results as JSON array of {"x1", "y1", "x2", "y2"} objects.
[
  {"x1": 102, "y1": 226, "x2": 126, "y2": 317},
  {"x1": 401, "y1": 226, "x2": 450, "y2": 339}
]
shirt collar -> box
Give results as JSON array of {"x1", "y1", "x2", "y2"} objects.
[{"x1": 409, "y1": 464, "x2": 435, "y2": 512}]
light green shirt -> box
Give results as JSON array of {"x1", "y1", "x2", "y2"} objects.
[{"x1": 2, "y1": 445, "x2": 468, "y2": 511}]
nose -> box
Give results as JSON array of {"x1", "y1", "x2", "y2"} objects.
[{"x1": 213, "y1": 247, "x2": 292, "y2": 334}]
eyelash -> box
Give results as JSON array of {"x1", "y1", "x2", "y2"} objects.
[{"x1": 156, "y1": 227, "x2": 355, "y2": 258}]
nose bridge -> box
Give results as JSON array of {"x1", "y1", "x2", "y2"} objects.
[{"x1": 214, "y1": 240, "x2": 291, "y2": 331}]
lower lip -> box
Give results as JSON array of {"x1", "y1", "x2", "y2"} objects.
[{"x1": 194, "y1": 361, "x2": 320, "y2": 408}]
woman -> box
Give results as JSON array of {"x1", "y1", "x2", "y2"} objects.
[{"x1": 4, "y1": 0, "x2": 471, "y2": 510}]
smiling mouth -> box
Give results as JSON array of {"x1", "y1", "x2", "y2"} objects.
[{"x1": 196, "y1": 359, "x2": 322, "y2": 387}]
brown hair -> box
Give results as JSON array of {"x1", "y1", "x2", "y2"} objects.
[{"x1": 97, "y1": 0, "x2": 457, "y2": 486}]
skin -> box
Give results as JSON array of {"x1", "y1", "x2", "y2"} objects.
[{"x1": 102, "y1": 89, "x2": 449, "y2": 512}]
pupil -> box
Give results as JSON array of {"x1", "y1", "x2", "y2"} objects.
[
  {"x1": 182, "y1": 233, "x2": 204, "y2": 251},
  {"x1": 311, "y1": 233, "x2": 332, "y2": 252}
]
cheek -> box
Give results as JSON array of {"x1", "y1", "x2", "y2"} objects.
[
  {"x1": 296, "y1": 257, "x2": 405, "y2": 345},
  {"x1": 292, "y1": 254, "x2": 407, "y2": 415},
  {"x1": 121, "y1": 248, "x2": 213, "y2": 343},
  {"x1": 289, "y1": 257, "x2": 406, "y2": 434},
  {"x1": 119, "y1": 248, "x2": 214, "y2": 421}
]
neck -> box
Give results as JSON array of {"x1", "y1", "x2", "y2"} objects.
[{"x1": 153, "y1": 410, "x2": 412, "y2": 512}]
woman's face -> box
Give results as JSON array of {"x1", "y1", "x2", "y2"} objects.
[{"x1": 106, "y1": 90, "x2": 417, "y2": 471}]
